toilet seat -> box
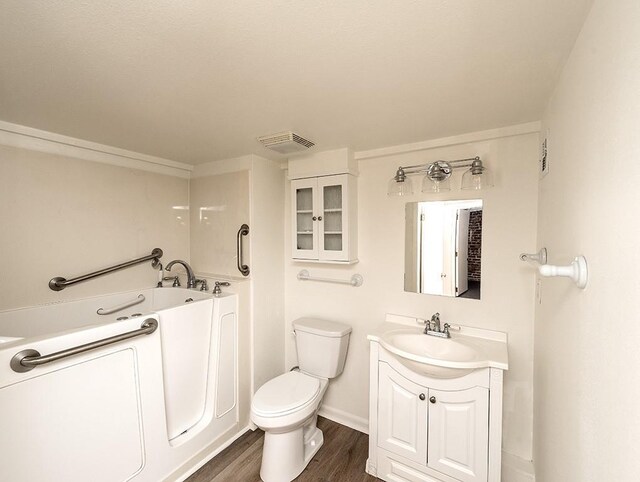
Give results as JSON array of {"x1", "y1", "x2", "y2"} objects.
[{"x1": 252, "y1": 371, "x2": 321, "y2": 417}]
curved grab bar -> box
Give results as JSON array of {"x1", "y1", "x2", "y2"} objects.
[
  {"x1": 236, "y1": 224, "x2": 250, "y2": 277},
  {"x1": 49, "y1": 248, "x2": 163, "y2": 291},
  {"x1": 97, "y1": 294, "x2": 145, "y2": 315},
  {"x1": 10, "y1": 319, "x2": 158, "y2": 373}
]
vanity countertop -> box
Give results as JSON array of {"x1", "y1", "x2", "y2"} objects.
[{"x1": 368, "y1": 317, "x2": 509, "y2": 372}]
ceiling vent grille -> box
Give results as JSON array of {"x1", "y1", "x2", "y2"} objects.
[{"x1": 257, "y1": 131, "x2": 315, "y2": 154}]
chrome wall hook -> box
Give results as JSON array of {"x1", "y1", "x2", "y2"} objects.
[{"x1": 519, "y1": 248, "x2": 547, "y2": 265}]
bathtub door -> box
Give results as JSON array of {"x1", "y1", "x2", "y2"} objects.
[
  {"x1": 0, "y1": 349, "x2": 144, "y2": 482},
  {"x1": 158, "y1": 299, "x2": 214, "y2": 440}
]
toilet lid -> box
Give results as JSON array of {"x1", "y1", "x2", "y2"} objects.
[{"x1": 252, "y1": 371, "x2": 320, "y2": 417}]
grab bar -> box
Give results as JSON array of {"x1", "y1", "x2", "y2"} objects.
[
  {"x1": 297, "y1": 269, "x2": 364, "y2": 287},
  {"x1": 49, "y1": 248, "x2": 163, "y2": 291},
  {"x1": 10, "y1": 318, "x2": 158, "y2": 373},
  {"x1": 237, "y1": 224, "x2": 250, "y2": 277},
  {"x1": 97, "y1": 294, "x2": 145, "y2": 315}
]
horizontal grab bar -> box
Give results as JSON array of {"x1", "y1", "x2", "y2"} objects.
[
  {"x1": 297, "y1": 269, "x2": 363, "y2": 287},
  {"x1": 10, "y1": 318, "x2": 158, "y2": 373},
  {"x1": 97, "y1": 294, "x2": 145, "y2": 315},
  {"x1": 49, "y1": 248, "x2": 163, "y2": 291}
]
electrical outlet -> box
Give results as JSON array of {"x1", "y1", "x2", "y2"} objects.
[{"x1": 540, "y1": 129, "x2": 550, "y2": 178}]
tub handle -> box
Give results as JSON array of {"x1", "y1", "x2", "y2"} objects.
[
  {"x1": 97, "y1": 294, "x2": 145, "y2": 315},
  {"x1": 10, "y1": 318, "x2": 158, "y2": 373}
]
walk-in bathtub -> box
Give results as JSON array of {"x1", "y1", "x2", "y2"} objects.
[{"x1": 0, "y1": 288, "x2": 238, "y2": 482}]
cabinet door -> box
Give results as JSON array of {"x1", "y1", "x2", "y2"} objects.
[
  {"x1": 378, "y1": 363, "x2": 428, "y2": 464},
  {"x1": 292, "y1": 178, "x2": 319, "y2": 259},
  {"x1": 317, "y1": 174, "x2": 349, "y2": 261},
  {"x1": 427, "y1": 387, "x2": 489, "y2": 482}
]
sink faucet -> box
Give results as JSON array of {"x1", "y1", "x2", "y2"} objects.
[
  {"x1": 431, "y1": 313, "x2": 441, "y2": 332},
  {"x1": 424, "y1": 312, "x2": 451, "y2": 338},
  {"x1": 165, "y1": 260, "x2": 197, "y2": 289}
]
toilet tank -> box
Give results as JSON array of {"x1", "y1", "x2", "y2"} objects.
[{"x1": 293, "y1": 318, "x2": 352, "y2": 378}]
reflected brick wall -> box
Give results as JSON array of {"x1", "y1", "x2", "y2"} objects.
[{"x1": 468, "y1": 210, "x2": 482, "y2": 281}]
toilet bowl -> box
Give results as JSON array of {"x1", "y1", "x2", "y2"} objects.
[
  {"x1": 251, "y1": 317, "x2": 352, "y2": 482},
  {"x1": 252, "y1": 371, "x2": 328, "y2": 481}
]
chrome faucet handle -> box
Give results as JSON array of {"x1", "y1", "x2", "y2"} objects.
[
  {"x1": 195, "y1": 279, "x2": 208, "y2": 291},
  {"x1": 212, "y1": 281, "x2": 231, "y2": 296},
  {"x1": 163, "y1": 276, "x2": 181, "y2": 287},
  {"x1": 443, "y1": 323, "x2": 451, "y2": 337}
]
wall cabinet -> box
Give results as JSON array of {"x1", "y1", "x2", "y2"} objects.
[
  {"x1": 368, "y1": 343, "x2": 504, "y2": 482},
  {"x1": 291, "y1": 174, "x2": 357, "y2": 263}
]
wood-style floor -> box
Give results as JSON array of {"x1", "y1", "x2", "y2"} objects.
[{"x1": 186, "y1": 417, "x2": 379, "y2": 482}]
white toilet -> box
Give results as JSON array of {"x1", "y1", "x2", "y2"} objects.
[{"x1": 250, "y1": 317, "x2": 352, "y2": 482}]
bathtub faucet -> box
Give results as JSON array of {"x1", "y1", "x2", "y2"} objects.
[{"x1": 165, "y1": 260, "x2": 197, "y2": 289}]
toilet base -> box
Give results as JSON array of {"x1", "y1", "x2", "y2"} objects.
[{"x1": 259, "y1": 421, "x2": 324, "y2": 482}]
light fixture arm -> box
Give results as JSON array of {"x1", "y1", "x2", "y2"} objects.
[
  {"x1": 397, "y1": 156, "x2": 480, "y2": 176},
  {"x1": 388, "y1": 155, "x2": 492, "y2": 196}
]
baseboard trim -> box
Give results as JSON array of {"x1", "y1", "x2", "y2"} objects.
[
  {"x1": 318, "y1": 405, "x2": 369, "y2": 434},
  {"x1": 502, "y1": 451, "x2": 535, "y2": 482}
]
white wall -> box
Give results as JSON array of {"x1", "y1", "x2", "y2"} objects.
[
  {"x1": 190, "y1": 171, "x2": 251, "y2": 278},
  {"x1": 0, "y1": 144, "x2": 189, "y2": 311},
  {"x1": 250, "y1": 157, "x2": 286, "y2": 393},
  {"x1": 192, "y1": 154, "x2": 286, "y2": 398},
  {"x1": 534, "y1": 1, "x2": 640, "y2": 480},
  {"x1": 284, "y1": 131, "x2": 540, "y2": 461}
]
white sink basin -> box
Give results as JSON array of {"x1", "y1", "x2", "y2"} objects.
[{"x1": 373, "y1": 325, "x2": 508, "y2": 379}]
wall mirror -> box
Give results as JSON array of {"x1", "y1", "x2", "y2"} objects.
[{"x1": 405, "y1": 199, "x2": 483, "y2": 299}]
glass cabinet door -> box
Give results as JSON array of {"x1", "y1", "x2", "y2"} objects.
[
  {"x1": 318, "y1": 175, "x2": 348, "y2": 261},
  {"x1": 322, "y1": 184, "x2": 343, "y2": 251},
  {"x1": 291, "y1": 174, "x2": 355, "y2": 262},
  {"x1": 292, "y1": 179, "x2": 318, "y2": 259}
]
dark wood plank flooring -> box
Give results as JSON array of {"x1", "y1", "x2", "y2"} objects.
[{"x1": 187, "y1": 417, "x2": 379, "y2": 482}]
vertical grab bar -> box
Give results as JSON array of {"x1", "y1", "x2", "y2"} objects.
[{"x1": 237, "y1": 224, "x2": 250, "y2": 277}]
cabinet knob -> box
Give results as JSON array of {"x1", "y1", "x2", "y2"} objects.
[
  {"x1": 429, "y1": 396, "x2": 436, "y2": 404},
  {"x1": 312, "y1": 216, "x2": 317, "y2": 221},
  {"x1": 419, "y1": 393, "x2": 426, "y2": 401},
  {"x1": 318, "y1": 216, "x2": 323, "y2": 221}
]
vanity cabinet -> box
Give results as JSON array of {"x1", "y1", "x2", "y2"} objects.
[
  {"x1": 291, "y1": 174, "x2": 357, "y2": 263},
  {"x1": 368, "y1": 341, "x2": 504, "y2": 482}
]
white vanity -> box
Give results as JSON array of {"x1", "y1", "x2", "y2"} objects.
[{"x1": 367, "y1": 314, "x2": 508, "y2": 482}]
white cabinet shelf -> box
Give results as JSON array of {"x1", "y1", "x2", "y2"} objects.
[
  {"x1": 291, "y1": 174, "x2": 357, "y2": 263},
  {"x1": 368, "y1": 342, "x2": 504, "y2": 482}
]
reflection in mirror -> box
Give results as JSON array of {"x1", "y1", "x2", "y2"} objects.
[{"x1": 405, "y1": 200, "x2": 483, "y2": 300}]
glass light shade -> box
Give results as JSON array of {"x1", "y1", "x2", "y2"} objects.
[
  {"x1": 421, "y1": 175, "x2": 451, "y2": 193},
  {"x1": 461, "y1": 167, "x2": 494, "y2": 190},
  {"x1": 387, "y1": 176, "x2": 414, "y2": 196}
]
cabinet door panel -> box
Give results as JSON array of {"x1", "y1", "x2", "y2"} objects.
[
  {"x1": 427, "y1": 387, "x2": 489, "y2": 482},
  {"x1": 317, "y1": 174, "x2": 349, "y2": 261},
  {"x1": 291, "y1": 178, "x2": 318, "y2": 259},
  {"x1": 378, "y1": 363, "x2": 428, "y2": 464}
]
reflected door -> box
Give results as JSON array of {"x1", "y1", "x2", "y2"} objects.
[{"x1": 455, "y1": 209, "x2": 470, "y2": 296}]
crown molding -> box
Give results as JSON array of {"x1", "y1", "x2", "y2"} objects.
[
  {"x1": 0, "y1": 120, "x2": 193, "y2": 178},
  {"x1": 354, "y1": 121, "x2": 541, "y2": 160}
]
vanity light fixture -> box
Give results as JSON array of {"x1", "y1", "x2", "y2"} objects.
[{"x1": 387, "y1": 156, "x2": 493, "y2": 196}]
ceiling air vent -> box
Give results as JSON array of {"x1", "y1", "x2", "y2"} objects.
[{"x1": 257, "y1": 131, "x2": 315, "y2": 154}]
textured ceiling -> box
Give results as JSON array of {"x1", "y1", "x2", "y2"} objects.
[{"x1": 0, "y1": 0, "x2": 592, "y2": 164}]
